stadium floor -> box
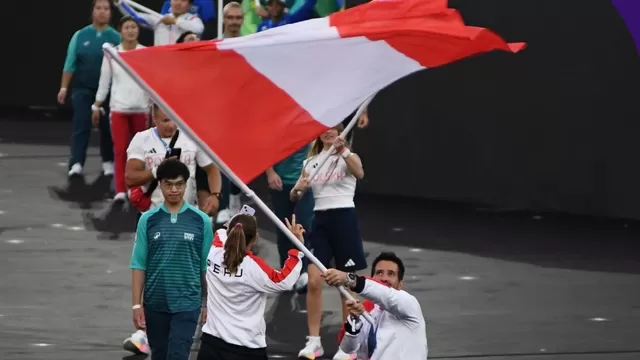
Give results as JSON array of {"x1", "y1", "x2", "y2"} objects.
[{"x1": 1, "y1": 113, "x2": 639, "y2": 360}]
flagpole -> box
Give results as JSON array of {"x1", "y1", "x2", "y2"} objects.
[
  {"x1": 294, "y1": 94, "x2": 375, "y2": 197},
  {"x1": 217, "y1": 0, "x2": 224, "y2": 39},
  {"x1": 103, "y1": 44, "x2": 375, "y2": 326}
]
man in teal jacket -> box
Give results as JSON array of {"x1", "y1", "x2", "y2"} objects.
[{"x1": 57, "y1": 0, "x2": 120, "y2": 178}]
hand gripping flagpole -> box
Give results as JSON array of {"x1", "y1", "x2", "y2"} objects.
[
  {"x1": 103, "y1": 44, "x2": 375, "y2": 326},
  {"x1": 294, "y1": 95, "x2": 375, "y2": 197}
]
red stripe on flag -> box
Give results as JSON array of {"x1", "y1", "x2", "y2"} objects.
[
  {"x1": 329, "y1": 0, "x2": 526, "y2": 68},
  {"x1": 119, "y1": 43, "x2": 327, "y2": 183},
  {"x1": 118, "y1": 0, "x2": 524, "y2": 185}
]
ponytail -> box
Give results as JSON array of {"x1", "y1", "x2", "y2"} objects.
[{"x1": 223, "y1": 223, "x2": 248, "y2": 274}]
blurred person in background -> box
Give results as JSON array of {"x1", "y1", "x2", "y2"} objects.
[
  {"x1": 58, "y1": 0, "x2": 120, "y2": 178},
  {"x1": 241, "y1": 0, "x2": 268, "y2": 35},
  {"x1": 93, "y1": 16, "x2": 149, "y2": 204},
  {"x1": 214, "y1": 1, "x2": 246, "y2": 225},
  {"x1": 265, "y1": 141, "x2": 314, "y2": 292},
  {"x1": 220, "y1": 2, "x2": 244, "y2": 38},
  {"x1": 176, "y1": 30, "x2": 199, "y2": 43},
  {"x1": 125, "y1": 104, "x2": 221, "y2": 217},
  {"x1": 117, "y1": 0, "x2": 204, "y2": 45},
  {"x1": 290, "y1": 124, "x2": 366, "y2": 360},
  {"x1": 161, "y1": 0, "x2": 215, "y2": 22},
  {"x1": 257, "y1": 0, "x2": 317, "y2": 32}
]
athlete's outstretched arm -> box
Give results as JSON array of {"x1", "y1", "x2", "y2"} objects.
[{"x1": 246, "y1": 250, "x2": 303, "y2": 293}]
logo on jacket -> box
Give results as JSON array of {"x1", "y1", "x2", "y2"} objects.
[
  {"x1": 154, "y1": 232, "x2": 161, "y2": 239},
  {"x1": 184, "y1": 232, "x2": 195, "y2": 241}
]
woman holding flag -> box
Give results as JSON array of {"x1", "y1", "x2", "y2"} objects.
[
  {"x1": 257, "y1": 0, "x2": 317, "y2": 32},
  {"x1": 291, "y1": 124, "x2": 366, "y2": 360},
  {"x1": 198, "y1": 208, "x2": 304, "y2": 360}
]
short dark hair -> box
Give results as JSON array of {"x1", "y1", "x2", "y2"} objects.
[
  {"x1": 371, "y1": 252, "x2": 405, "y2": 280},
  {"x1": 156, "y1": 159, "x2": 190, "y2": 182},
  {"x1": 118, "y1": 15, "x2": 138, "y2": 31},
  {"x1": 176, "y1": 31, "x2": 196, "y2": 43}
]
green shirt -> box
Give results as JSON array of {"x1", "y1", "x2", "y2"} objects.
[
  {"x1": 63, "y1": 25, "x2": 120, "y2": 90},
  {"x1": 130, "y1": 202, "x2": 213, "y2": 313},
  {"x1": 273, "y1": 144, "x2": 311, "y2": 185}
]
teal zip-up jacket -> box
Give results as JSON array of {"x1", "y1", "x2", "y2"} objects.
[{"x1": 63, "y1": 25, "x2": 120, "y2": 91}]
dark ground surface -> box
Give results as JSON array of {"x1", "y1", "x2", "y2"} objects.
[{"x1": 1, "y1": 110, "x2": 639, "y2": 360}]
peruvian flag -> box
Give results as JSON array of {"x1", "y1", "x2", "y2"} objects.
[{"x1": 118, "y1": 0, "x2": 525, "y2": 183}]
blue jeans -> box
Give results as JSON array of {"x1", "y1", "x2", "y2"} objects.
[
  {"x1": 269, "y1": 184, "x2": 314, "y2": 270},
  {"x1": 69, "y1": 88, "x2": 113, "y2": 167},
  {"x1": 144, "y1": 308, "x2": 200, "y2": 360}
]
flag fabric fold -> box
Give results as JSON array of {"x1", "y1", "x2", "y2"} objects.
[{"x1": 119, "y1": 0, "x2": 525, "y2": 183}]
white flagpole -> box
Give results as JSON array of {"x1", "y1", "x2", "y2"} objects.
[
  {"x1": 217, "y1": 0, "x2": 224, "y2": 39},
  {"x1": 103, "y1": 44, "x2": 375, "y2": 326},
  {"x1": 295, "y1": 95, "x2": 375, "y2": 197}
]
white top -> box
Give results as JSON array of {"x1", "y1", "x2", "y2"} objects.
[
  {"x1": 138, "y1": 12, "x2": 204, "y2": 45},
  {"x1": 202, "y1": 229, "x2": 303, "y2": 348},
  {"x1": 96, "y1": 44, "x2": 149, "y2": 113},
  {"x1": 303, "y1": 150, "x2": 358, "y2": 211},
  {"x1": 340, "y1": 279, "x2": 428, "y2": 360},
  {"x1": 126, "y1": 127, "x2": 213, "y2": 207}
]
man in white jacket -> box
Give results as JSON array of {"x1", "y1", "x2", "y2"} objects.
[
  {"x1": 116, "y1": 0, "x2": 204, "y2": 45},
  {"x1": 323, "y1": 252, "x2": 428, "y2": 360}
]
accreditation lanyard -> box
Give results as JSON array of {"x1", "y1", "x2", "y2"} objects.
[{"x1": 154, "y1": 128, "x2": 172, "y2": 153}]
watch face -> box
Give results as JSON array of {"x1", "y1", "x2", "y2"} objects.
[{"x1": 348, "y1": 273, "x2": 357, "y2": 280}]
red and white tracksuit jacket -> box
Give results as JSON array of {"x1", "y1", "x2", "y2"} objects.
[
  {"x1": 338, "y1": 277, "x2": 428, "y2": 359},
  {"x1": 201, "y1": 229, "x2": 303, "y2": 349}
]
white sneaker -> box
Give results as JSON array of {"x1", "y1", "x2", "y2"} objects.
[
  {"x1": 333, "y1": 348, "x2": 357, "y2": 360},
  {"x1": 216, "y1": 208, "x2": 236, "y2": 224},
  {"x1": 298, "y1": 336, "x2": 324, "y2": 359},
  {"x1": 295, "y1": 272, "x2": 308, "y2": 292},
  {"x1": 68, "y1": 163, "x2": 83, "y2": 177},
  {"x1": 113, "y1": 192, "x2": 127, "y2": 202},
  {"x1": 102, "y1": 161, "x2": 114, "y2": 176},
  {"x1": 123, "y1": 330, "x2": 150, "y2": 355}
]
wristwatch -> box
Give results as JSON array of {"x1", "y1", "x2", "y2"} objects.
[{"x1": 345, "y1": 273, "x2": 357, "y2": 288}]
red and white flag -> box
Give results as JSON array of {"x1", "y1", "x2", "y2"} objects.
[{"x1": 119, "y1": 0, "x2": 525, "y2": 183}]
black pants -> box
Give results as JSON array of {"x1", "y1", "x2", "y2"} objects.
[
  {"x1": 197, "y1": 333, "x2": 267, "y2": 360},
  {"x1": 69, "y1": 88, "x2": 114, "y2": 167}
]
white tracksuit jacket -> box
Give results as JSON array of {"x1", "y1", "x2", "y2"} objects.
[{"x1": 340, "y1": 277, "x2": 428, "y2": 359}]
